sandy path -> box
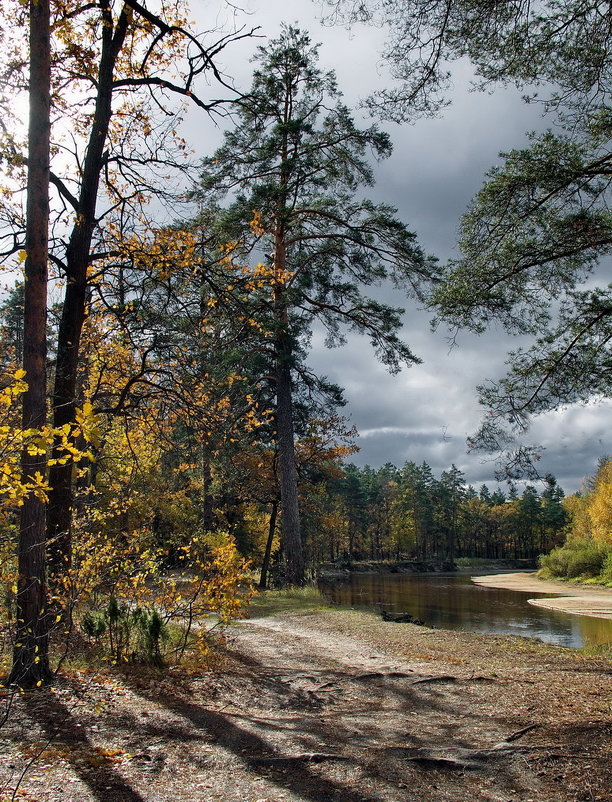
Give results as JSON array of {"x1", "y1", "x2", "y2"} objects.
[
  {"x1": 1, "y1": 607, "x2": 611, "y2": 801},
  {"x1": 472, "y1": 572, "x2": 612, "y2": 619}
]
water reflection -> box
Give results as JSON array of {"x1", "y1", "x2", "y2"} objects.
[{"x1": 318, "y1": 572, "x2": 612, "y2": 649}]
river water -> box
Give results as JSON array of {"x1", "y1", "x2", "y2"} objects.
[{"x1": 318, "y1": 572, "x2": 612, "y2": 648}]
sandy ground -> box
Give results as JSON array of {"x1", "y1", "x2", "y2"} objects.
[
  {"x1": 1, "y1": 605, "x2": 611, "y2": 802},
  {"x1": 472, "y1": 573, "x2": 612, "y2": 620}
]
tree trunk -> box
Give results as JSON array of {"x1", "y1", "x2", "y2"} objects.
[
  {"x1": 9, "y1": 0, "x2": 52, "y2": 688},
  {"x1": 275, "y1": 336, "x2": 304, "y2": 585},
  {"x1": 47, "y1": 6, "x2": 130, "y2": 573},
  {"x1": 259, "y1": 500, "x2": 278, "y2": 590},
  {"x1": 271, "y1": 177, "x2": 305, "y2": 584},
  {"x1": 273, "y1": 297, "x2": 304, "y2": 585},
  {"x1": 200, "y1": 453, "x2": 215, "y2": 531},
  {"x1": 348, "y1": 523, "x2": 355, "y2": 564},
  {"x1": 46, "y1": 278, "x2": 87, "y2": 571}
]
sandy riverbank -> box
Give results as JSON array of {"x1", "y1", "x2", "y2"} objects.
[
  {"x1": 472, "y1": 572, "x2": 612, "y2": 620},
  {"x1": 3, "y1": 604, "x2": 611, "y2": 802}
]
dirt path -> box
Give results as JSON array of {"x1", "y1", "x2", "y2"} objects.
[
  {"x1": 472, "y1": 572, "x2": 612, "y2": 619},
  {"x1": 1, "y1": 608, "x2": 611, "y2": 801}
]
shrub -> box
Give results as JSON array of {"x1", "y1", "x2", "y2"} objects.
[
  {"x1": 74, "y1": 531, "x2": 252, "y2": 667},
  {"x1": 539, "y1": 538, "x2": 608, "y2": 579},
  {"x1": 81, "y1": 597, "x2": 169, "y2": 665},
  {"x1": 598, "y1": 552, "x2": 612, "y2": 586}
]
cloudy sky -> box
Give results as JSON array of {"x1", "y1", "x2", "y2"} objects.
[{"x1": 189, "y1": 0, "x2": 611, "y2": 494}]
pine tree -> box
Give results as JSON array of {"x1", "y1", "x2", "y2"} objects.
[
  {"x1": 196, "y1": 26, "x2": 437, "y2": 584},
  {"x1": 9, "y1": 0, "x2": 52, "y2": 688}
]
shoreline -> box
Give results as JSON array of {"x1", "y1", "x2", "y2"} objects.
[{"x1": 472, "y1": 571, "x2": 612, "y2": 620}]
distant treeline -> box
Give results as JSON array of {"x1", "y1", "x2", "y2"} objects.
[{"x1": 299, "y1": 463, "x2": 567, "y2": 567}]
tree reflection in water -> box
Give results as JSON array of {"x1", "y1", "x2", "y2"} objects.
[{"x1": 318, "y1": 573, "x2": 612, "y2": 648}]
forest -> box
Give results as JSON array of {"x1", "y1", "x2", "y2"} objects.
[{"x1": 0, "y1": 0, "x2": 610, "y2": 701}]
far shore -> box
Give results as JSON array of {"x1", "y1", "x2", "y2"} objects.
[{"x1": 472, "y1": 572, "x2": 612, "y2": 620}]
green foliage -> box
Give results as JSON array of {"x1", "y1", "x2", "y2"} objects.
[
  {"x1": 329, "y1": 0, "x2": 611, "y2": 479},
  {"x1": 455, "y1": 557, "x2": 499, "y2": 568},
  {"x1": 81, "y1": 597, "x2": 169, "y2": 666},
  {"x1": 430, "y1": 117, "x2": 611, "y2": 478},
  {"x1": 0, "y1": 488, "x2": 252, "y2": 673},
  {"x1": 82, "y1": 610, "x2": 107, "y2": 638},
  {"x1": 248, "y1": 585, "x2": 329, "y2": 616},
  {"x1": 326, "y1": 0, "x2": 610, "y2": 123},
  {"x1": 539, "y1": 538, "x2": 608, "y2": 580},
  {"x1": 194, "y1": 25, "x2": 438, "y2": 585},
  {"x1": 196, "y1": 25, "x2": 438, "y2": 374},
  {"x1": 539, "y1": 459, "x2": 612, "y2": 583},
  {"x1": 599, "y1": 553, "x2": 612, "y2": 585},
  {"x1": 306, "y1": 460, "x2": 566, "y2": 564},
  {"x1": 435, "y1": 126, "x2": 611, "y2": 338}
]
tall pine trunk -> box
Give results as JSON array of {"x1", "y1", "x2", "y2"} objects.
[
  {"x1": 9, "y1": 0, "x2": 52, "y2": 688},
  {"x1": 275, "y1": 332, "x2": 304, "y2": 585},
  {"x1": 271, "y1": 90, "x2": 305, "y2": 586},
  {"x1": 273, "y1": 231, "x2": 304, "y2": 585}
]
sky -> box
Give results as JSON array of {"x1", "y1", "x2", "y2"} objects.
[{"x1": 190, "y1": 0, "x2": 611, "y2": 494}]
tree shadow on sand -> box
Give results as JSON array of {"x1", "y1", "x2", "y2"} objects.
[
  {"x1": 116, "y1": 647, "x2": 537, "y2": 802},
  {"x1": 16, "y1": 685, "x2": 147, "y2": 802}
]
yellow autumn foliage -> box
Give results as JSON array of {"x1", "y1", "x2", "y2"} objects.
[
  {"x1": 541, "y1": 459, "x2": 612, "y2": 582},
  {"x1": 0, "y1": 370, "x2": 99, "y2": 515},
  {"x1": 588, "y1": 459, "x2": 612, "y2": 546}
]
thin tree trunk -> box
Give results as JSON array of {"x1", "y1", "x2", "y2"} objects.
[
  {"x1": 200, "y1": 452, "x2": 215, "y2": 531},
  {"x1": 259, "y1": 500, "x2": 278, "y2": 589},
  {"x1": 47, "y1": 279, "x2": 87, "y2": 570},
  {"x1": 9, "y1": 0, "x2": 52, "y2": 688}
]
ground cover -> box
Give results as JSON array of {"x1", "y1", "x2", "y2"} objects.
[{"x1": 0, "y1": 594, "x2": 610, "y2": 801}]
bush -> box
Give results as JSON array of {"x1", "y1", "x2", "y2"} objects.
[
  {"x1": 82, "y1": 597, "x2": 168, "y2": 665},
  {"x1": 539, "y1": 538, "x2": 608, "y2": 579},
  {"x1": 73, "y1": 532, "x2": 252, "y2": 667},
  {"x1": 598, "y1": 552, "x2": 612, "y2": 586}
]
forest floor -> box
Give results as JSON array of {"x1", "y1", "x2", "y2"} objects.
[{"x1": 1, "y1": 595, "x2": 611, "y2": 802}]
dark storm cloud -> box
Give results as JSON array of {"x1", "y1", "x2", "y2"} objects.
[
  {"x1": 528, "y1": 405, "x2": 612, "y2": 491},
  {"x1": 370, "y1": 75, "x2": 548, "y2": 261}
]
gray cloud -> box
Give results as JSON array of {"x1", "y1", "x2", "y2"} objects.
[{"x1": 188, "y1": 1, "x2": 610, "y2": 495}]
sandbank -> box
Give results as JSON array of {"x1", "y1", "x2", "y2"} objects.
[{"x1": 472, "y1": 571, "x2": 612, "y2": 620}]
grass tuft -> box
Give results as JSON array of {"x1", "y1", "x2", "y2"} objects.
[
  {"x1": 247, "y1": 585, "x2": 330, "y2": 617},
  {"x1": 579, "y1": 641, "x2": 612, "y2": 661}
]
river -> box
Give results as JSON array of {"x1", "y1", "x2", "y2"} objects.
[{"x1": 318, "y1": 572, "x2": 612, "y2": 648}]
